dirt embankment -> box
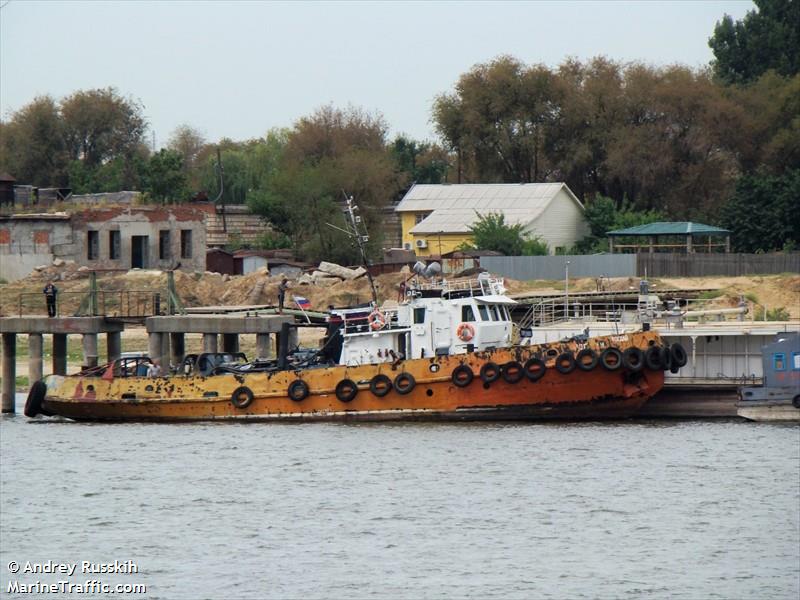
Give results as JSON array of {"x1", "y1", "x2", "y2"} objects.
[{"x1": 1, "y1": 265, "x2": 798, "y2": 319}]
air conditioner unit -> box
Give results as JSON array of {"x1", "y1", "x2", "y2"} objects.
[
  {"x1": 403, "y1": 243, "x2": 412, "y2": 251},
  {"x1": 415, "y1": 239, "x2": 428, "y2": 249}
]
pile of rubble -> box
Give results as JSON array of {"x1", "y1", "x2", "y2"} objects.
[
  {"x1": 295, "y1": 262, "x2": 367, "y2": 287},
  {"x1": 29, "y1": 258, "x2": 90, "y2": 281}
]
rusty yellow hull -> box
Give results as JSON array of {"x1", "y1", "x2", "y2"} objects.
[{"x1": 41, "y1": 331, "x2": 665, "y2": 422}]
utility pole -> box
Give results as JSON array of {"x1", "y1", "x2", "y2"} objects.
[{"x1": 564, "y1": 260, "x2": 570, "y2": 320}]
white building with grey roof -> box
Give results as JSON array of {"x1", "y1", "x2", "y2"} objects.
[{"x1": 395, "y1": 183, "x2": 589, "y2": 256}]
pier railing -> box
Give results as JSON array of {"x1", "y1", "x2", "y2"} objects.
[{"x1": 17, "y1": 290, "x2": 165, "y2": 318}]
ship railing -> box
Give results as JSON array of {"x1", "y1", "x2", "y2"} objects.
[
  {"x1": 413, "y1": 276, "x2": 506, "y2": 297},
  {"x1": 341, "y1": 307, "x2": 400, "y2": 334}
]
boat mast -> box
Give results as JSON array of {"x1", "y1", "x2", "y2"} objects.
[{"x1": 341, "y1": 194, "x2": 379, "y2": 306}]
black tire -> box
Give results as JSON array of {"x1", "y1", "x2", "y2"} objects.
[
  {"x1": 369, "y1": 374, "x2": 393, "y2": 397},
  {"x1": 524, "y1": 357, "x2": 547, "y2": 381},
  {"x1": 793, "y1": 395, "x2": 800, "y2": 409},
  {"x1": 24, "y1": 380, "x2": 47, "y2": 417},
  {"x1": 480, "y1": 362, "x2": 500, "y2": 384},
  {"x1": 671, "y1": 343, "x2": 688, "y2": 368},
  {"x1": 555, "y1": 352, "x2": 576, "y2": 374},
  {"x1": 451, "y1": 365, "x2": 474, "y2": 388},
  {"x1": 645, "y1": 346, "x2": 662, "y2": 371},
  {"x1": 660, "y1": 346, "x2": 672, "y2": 372},
  {"x1": 501, "y1": 361, "x2": 524, "y2": 384},
  {"x1": 575, "y1": 348, "x2": 598, "y2": 372},
  {"x1": 622, "y1": 347, "x2": 644, "y2": 372},
  {"x1": 600, "y1": 347, "x2": 623, "y2": 371},
  {"x1": 394, "y1": 373, "x2": 416, "y2": 395},
  {"x1": 287, "y1": 380, "x2": 309, "y2": 402},
  {"x1": 231, "y1": 386, "x2": 254, "y2": 409},
  {"x1": 335, "y1": 379, "x2": 358, "y2": 403}
]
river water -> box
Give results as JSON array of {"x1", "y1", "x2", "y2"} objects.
[{"x1": 1, "y1": 395, "x2": 798, "y2": 599}]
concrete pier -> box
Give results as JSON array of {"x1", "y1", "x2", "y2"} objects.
[
  {"x1": 203, "y1": 334, "x2": 218, "y2": 353},
  {"x1": 256, "y1": 333, "x2": 272, "y2": 359},
  {"x1": 53, "y1": 334, "x2": 67, "y2": 376},
  {"x1": 82, "y1": 333, "x2": 98, "y2": 368},
  {"x1": 0, "y1": 317, "x2": 125, "y2": 414},
  {"x1": 2, "y1": 333, "x2": 15, "y2": 413},
  {"x1": 107, "y1": 331, "x2": 121, "y2": 363},
  {"x1": 147, "y1": 314, "x2": 293, "y2": 362},
  {"x1": 148, "y1": 333, "x2": 164, "y2": 367},
  {"x1": 28, "y1": 333, "x2": 43, "y2": 385},
  {"x1": 170, "y1": 333, "x2": 185, "y2": 368}
]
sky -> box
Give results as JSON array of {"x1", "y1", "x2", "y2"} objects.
[{"x1": 1, "y1": 0, "x2": 754, "y2": 147}]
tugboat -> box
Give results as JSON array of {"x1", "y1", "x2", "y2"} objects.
[
  {"x1": 24, "y1": 198, "x2": 685, "y2": 423},
  {"x1": 737, "y1": 332, "x2": 800, "y2": 422}
]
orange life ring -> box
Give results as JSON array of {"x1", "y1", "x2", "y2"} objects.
[
  {"x1": 368, "y1": 310, "x2": 387, "y2": 331},
  {"x1": 456, "y1": 322, "x2": 475, "y2": 342}
]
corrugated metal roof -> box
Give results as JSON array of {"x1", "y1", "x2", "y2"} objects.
[
  {"x1": 399, "y1": 183, "x2": 577, "y2": 234},
  {"x1": 607, "y1": 222, "x2": 730, "y2": 236}
]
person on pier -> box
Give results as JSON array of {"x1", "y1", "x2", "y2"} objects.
[{"x1": 43, "y1": 281, "x2": 58, "y2": 317}]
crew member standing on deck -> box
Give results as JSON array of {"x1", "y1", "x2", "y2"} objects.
[
  {"x1": 43, "y1": 281, "x2": 58, "y2": 317},
  {"x1": 277, "y1": 277, "x2": 289, "y2": 314}
]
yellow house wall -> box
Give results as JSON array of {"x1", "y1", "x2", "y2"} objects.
[{"x1": 399, "y1": 212, "x2": 473, "y2": 256}]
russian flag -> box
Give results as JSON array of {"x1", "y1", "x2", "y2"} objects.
[{"x1": 294, "y1": 296, "x2": 311, "y2": 310}]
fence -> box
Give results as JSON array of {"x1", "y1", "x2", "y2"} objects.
[
  {"x1": 480, "y1": 252, "x2": 798, "y2": 280},
  {"x1": 637, "y1": 253, "x2": 800, "y2": 277},
  {"x1": 480, "y1": 255, "x2": 636, "y2": 281}
]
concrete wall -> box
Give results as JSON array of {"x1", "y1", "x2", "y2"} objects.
[{"x1": 0, "y1": 219, "x2": 75, "y2": 281}]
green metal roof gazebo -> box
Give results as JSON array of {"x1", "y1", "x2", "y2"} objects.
[{"x1": 607, "y1": 221, "x2": 731, "y2": 254}]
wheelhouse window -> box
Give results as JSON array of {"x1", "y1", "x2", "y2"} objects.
[
  {"x1": 773, "y1": 353, "x2": 786, "y2": 371},
  {"x1": 461, "y1": 305, "x2": 476, "y2": 322},
  {"x1": 109, "y1": 230, "x2": 120, "y2": 260},
  {"x1": 87, "y1": 230, "x2": 99, "y2": 260},
  {"x1": 490, "y1": 305, "x2": 501, "y2": 321},
  {"x1": 159, "y1": 230, "x2": 170, "y2": 260},
  {"x1": 477, "y1": 305, "x2": 489, "y2": 321},
  {"x1": 180, "y1": 229, "x2": 192, "y2": 259},
  {"x1": 413, "y1": 307, "x2": 426, "y2": 324}
]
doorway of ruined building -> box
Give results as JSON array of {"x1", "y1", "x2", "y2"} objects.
[{"x1": 131, "y1": 235, "x2": 149, "y2": 269}]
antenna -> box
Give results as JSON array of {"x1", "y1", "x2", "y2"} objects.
[{"x1": 331, "y1": 193, "x2": 378, "y2": 306}]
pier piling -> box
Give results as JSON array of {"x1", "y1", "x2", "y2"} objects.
[
  {"x1": 1, "y1": 333, "x2": 16, "y2": 413},
  {"x1": 28, "y1": 333, "x2": 43, "y2": 385},
  {"x1": 53, "y1": 334, "x2": 67, "y2": 375},
  {"x1": 82, "y1": 333, "x2": 99, "y2": 368}
]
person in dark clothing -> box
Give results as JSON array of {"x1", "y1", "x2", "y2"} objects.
[
  {"x1": 277, "y1": 278, "x2": 289, "y2": 313},
  {"x1": 43, "y1": 282, "x2": 58, "y2": 317}
]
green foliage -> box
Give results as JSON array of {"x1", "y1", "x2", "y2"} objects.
[
  {"x1": 575, "y1": 196, "x2": 666, "y2": 253},
  {"x1": 142, "y1": 149, "x2": 187, "y2": 203},
  {"x1": 720, "y1": 169, "x2": 800, "y2": 252},
  {"x1": 764, "y1": 307, "x2": 791, "y2": 321},
  {"x1": 521, "y1": 236, "x2": 549, "y2": 256},
  {"x1": 698, "y1": 290, "x2": 725, "y2": 300},
  {"x1": 709, "y1": 0, "x2": 800, "y2": 84},
  {"x1": 467, "y1": 212, "x2": 549, "y2": 256},
  {"x1": 391, "y1": 136, "x2": 448, "y2": 187},
  {"x1": 255, "y1": 231, "x2": 293, "y2": 250}
]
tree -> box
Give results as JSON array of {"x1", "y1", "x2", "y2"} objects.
[
  {"x1": 0, "y1": 96, "x2": 69, "y2": 186},
  {"x1": 433, "y1": 56, "x2": 561, "y2": 183},
  {"x1": 720, "y1": 169, "x2": 800, "y2": 252},
  {"x1": 466, "y1": 212, "x2": 548, "y2": 256},
  {"x1": 391, "y1": 135, "x2": 449, "y2": 190},
  {"x1": 167, "y1": 125, "x2": 207, "y2": 190},
  {"x1": 60, "y1": 88, "x2": 147, "y2": 167},
  {"x1": 142, "y1": 149, "x2": 188, "y2": 203},
  {"x1": 709, "y1": 0, "x2": 800, "y2": 84},
  {"x1": 249, "y1": 105, "x2": 403, "y2": 263}
]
